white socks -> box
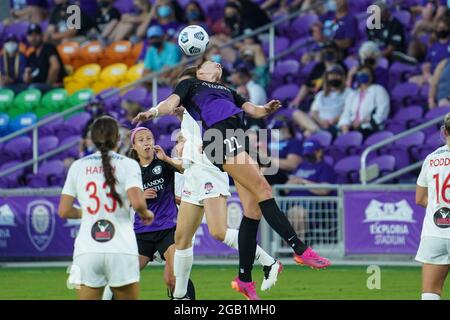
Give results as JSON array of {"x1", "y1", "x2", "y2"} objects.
[
  {"x1": 102, "y1": 285, "x2": 113, "y2": 300},
  {"x1": 422, "y1": 292, "x2": 440, "y2": 300},
  {"x1": 223, "y1": 228, "x2": 275, "y2": 267},
  {"x1": 173, "y1": 247, "x2": 194, "y2": 299}
]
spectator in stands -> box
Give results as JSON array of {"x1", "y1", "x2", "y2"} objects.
[
  {"x1": 5, "y1": 0, "x2": 48, "y2": 24},
  {"x1": 261, "y1": 116, "x2": 303, "y2": 185},
  {"x1": 428, "y1": 58, "x2": 450, "y2": 108},
  {"x1": 138, "y1": 0, "x2": 182, "y2": 41},
  {"x1": 412, "y1": 0, "x2": 448, "y2": 36},
  {"x1": 309, "y1": 64, "x2": 351, "y2": 137},
  {"x1": 346, "y1": 41, "x2": 389, "y2": 89},
  {"x1": 142, "y1": 25, "x2": 181, "y2": 81},
  {"x1": 410, "y1": 15, "x2": 450, "y2": 86},
  {"x1": 338, "y1": 65, "x2": 390, "y2": 138},
  {"x1": 46, "y1": 0, "x2": 94, "y2": 44},
  {"x1": 93, "y1": 0, "x2": 121, "y2": 43},
  {"x1": 321, "y1": 0, "x2": 358, "y2": 56},
  {"x1": 230, "y1": 66, "x2": 267, "y2": 105},
  {"x1": 301, "y1": 21, "x2": 327, "y2": 65},
  {"x1": 109, "y1": 0, "x2": 151, "y2": 42},
  {"x1": 204, "y1": 44, "x2": 232, "y2": 83},
  {"x1": 290, "y1": 41, "x2": 347, "y2": 111},
  {"x1": 24, "y1": 24, "x2": 67, "y2": 93},
  {"x1": 184, "y1": 1, "x2": 210, "y2": 33},
  {"x1": 285, "y1": 139, "x2": 336, "y2": 241},
  {"x1": 366, "y1": 0, "x2": 406, "y2": 61},
  {"x1": 0, "y1": 34, "x2": 27, "y2": 93}
]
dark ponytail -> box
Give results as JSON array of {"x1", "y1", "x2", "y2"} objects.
[
  {"x1": 91, "y1": 116, "x2": 123, "y2": 208},
  {"x1": 128, "y1": 148, "x2": 140, "y2": 163}
]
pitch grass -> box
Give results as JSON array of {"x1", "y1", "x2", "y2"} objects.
[{"x1": 0, "y1": 265, "x2": 448, "y2": 300}]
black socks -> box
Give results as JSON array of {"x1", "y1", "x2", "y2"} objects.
[
  {"x1": 238, "y1": 216, "x2": 260, "y2": 282},
  {"x1": 259, "y1": 198, "x2": 308, "y2": 255}
]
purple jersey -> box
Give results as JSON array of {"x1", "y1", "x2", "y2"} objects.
[
  {"x1": 134, "y1": 158, "x2": 178, "y2": 233},
  {"x1": 288, "y1": 160, "x2": 336, "y2": 197},
  {"x1": 426, "y1": 40, "x2": 450, "y2": 70},
  {"x1": 174, "y1": 78, "x2": 246, "y2": 128}
]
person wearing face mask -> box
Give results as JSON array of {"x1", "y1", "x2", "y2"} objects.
[
  {"x1": 0, "y1": 34, "x2": 27, "y2": 93},
  {"x1": 142, "y1": 25, "x2": 181, "y2": 76},
  {"x1": 346, "y1": 41, "x2": 389, "y2": 89},
  {"x1": 109, "y1": 0, "x2": 151, "y2": 42},
  {"x1": 410, "y1": 15, "x2": 450, "y2": 87},
  {"x1": 429, "y1": 57, "x2": 450, "y2": 108},
  {"x1": 412, "y1": 0, "x2": 448, "y2": 36},
  {"x1": 338, "y1": 65, "x2": 390, "y2": 138},
  {"x1": 92, "y1": 0, "x2": 121, "y2": 42},
  {"x1": 185, "y1": 1, "x2": 210, "y2": 32},
  {"x1": 310, "y1": 65, "x2": 351, "y2": 137},
  {"x1": 366, "y1": 0, "x2": 406, "y2": 60},
  {"x1": 285, "y1": 139, "x2": 336, "y2": 243},
  {"x1": 290, "y1": 41, "x2": 347, "y2": 110}
]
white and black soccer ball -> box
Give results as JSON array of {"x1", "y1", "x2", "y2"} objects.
[{"x1": 177, "y1": 25, "x2": 209, "y2": 56}]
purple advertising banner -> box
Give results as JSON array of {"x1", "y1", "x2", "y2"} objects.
[
  {"x1": 344, "y1": 190, "x2": 425, "y2": 255},
  {"x1": 0, "y1": 194, "x2": 243, "y2": 259}
]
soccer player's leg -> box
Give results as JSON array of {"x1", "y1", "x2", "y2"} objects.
[
  {"x1": 78, "y1": 286, "x2": 104, "y2": 300},
  {"x1": 422, "y1": 264, "x2": 449, "y2": 300},
  {"x1": 173, "y1": 201, "x2": 203, "y2": 299},
  {"x1": 223, "y1": 151, "x2": 331, "y2": 269},
  {"x1": 110, "y1": 282, "x2": 140, "y2": 300}
]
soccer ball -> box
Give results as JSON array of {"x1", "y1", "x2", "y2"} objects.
[{"x1": 178, "y1": 25, "x2": 209, "y2": 56}]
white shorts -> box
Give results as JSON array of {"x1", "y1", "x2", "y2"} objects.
[
  {"x1": 181, "y1": 162, "x2": 231, "y2": 206},
  {"x1": 415, "y1": 237, "x2": 450, "y2": 265},
  {"x1": 69, "y1": 253, "x2": 140, "y2": 288}
]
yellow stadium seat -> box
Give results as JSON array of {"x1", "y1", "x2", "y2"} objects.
[
  {"x1": 125, "y1": 63, "x2": 144, "y2": 83},
  {"x1": 91, "y1": 81, "x2": 116, "y2": 94},
  {"x1": 64, "y1": 63, "x2": 101, "y2": 87},
  {"x1": 99, "y1": 63, "x2": 128, "y2": 85}
]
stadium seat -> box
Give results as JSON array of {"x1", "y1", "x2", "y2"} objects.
[
  {"x1": 99, "y1": 63, "x2": 128, "y2": 84},
  {"x1": 334, "y1": 155, "x2": 361, "y2": 184},
  {"x1": 40, "y1": 88, "x2": 68, "y2": 112},
  {"x1": 0, "y1": 161, "x2": 24, "y2": 188},
  {"x1": 308, "y1": 130, "x2": 333, "y2": 147},
  {"x1": 3, "y1": 136, "x2": 32, "y2": 161},
  {"x1": 124, "y1": 63, "x2": 144, "y2": 84},
  {"x1": 65, "y1": 89, "x2": 95, "y2": 109},
  {"x1": 10, "y1": 89, "x2": 42, "y2": 118},
  {"x1": 64, "y1": 63, "x2": 101, "y2": 94},
  {"x1": 8, "y1": 113, "x2": 37, "y2": 132},
  {"x1": 27, "y1": 160, "x2": 65, "y2": 187},
  {"x1": 57, "y1": 41, "x2": 80, "y2": 67},
  {"x1": 388, "y1": 131, "x2": 425, "y2": 169},
  {"x1": 0, "y1": 113, "x2": 9, "y2": 136},
  {"x1": 368, "y1": 155, "x2": 396, "y2": 181},
  {"x1": 0, "y1": 89, "x2": 15, "y2": 112},
  {"x1": 327, "y1": 131, "x2": 363, "y2": 162},
  {"x1": 39, "y1": 114, "x2": 64, "y2": 136},
  {"x1": 99, "y1": 41, "x2": 133, "y2": 67},
  {"x1": 75, "y1": 41, "x2": 104, "y2": 68},
  {"x1": 288, "y1": 13, "x2": 318, "y2": 40},
  {"x1": 270, "y1": 84, "x2": 299, "y2": 106}
]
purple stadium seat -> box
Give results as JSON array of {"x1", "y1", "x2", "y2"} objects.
[
  {"x1": 327, "y1": 131, "x2": 363, "y2": 162},
  {"x1": 289, "y1": 14, "x2": 318, "y2": 40},
  {"x1": 423, "y1": 106, "x2": 450, "y2": 135},
  {"x1": 309, "y1": 131, "x2": 333, "y2": 147},
  {"x1": 388, "y1": 131, "x2": 425, "y2": 169},
  {"x1": 270, "y1": 84, "x2": 299, "y2": 106},
  {"x1": 27, "y1": 160, "x2": 66, "y2": 187},
  {"x1": 286, "y1": 36, "x2": 313, "y2": 61},
  {"x1": 122, "y1": 87, "x2": 148, "y2": 107},
  {"x1": 154, "y1": 116, "x2": 180, "y2": 135},
  {"x1": 324, "y1": 155, "x2": 334, "y2": 166},
  {"x1": 98, "y1": 88, "x2": 121, "y2": 111},
  {"x1": 344, "y1": 56, "x2": 359, "y2": 71},
  {"x1": 272, "y1": 60, "x2": 300, "y2": 86},
  {"x1": 157, "y1": 134, "x2": 176, "y2": 154},
  {"x1": 388, "y1": 62, "x2": 419, "y2": 91},
  {"x1": 391, "y1": 83, "x2": 420, "y2": 108},
  {"x1": 157, "y1": 86, "x2": 172, "y2": 103},
  {"x1": 113, "y1": 0, "x2": 135, "y2": 13},
  {"x1": 59, "y1": 112, "x2": 91, "y2": 137},
  {"x1": 415, "y1": 131, "x2": 445, "y2": 161},
  {"x1": 3, "y1": 136, "x2": 32, "y2": 161},
  {"x1": 38, "y1": 136, "x2": 59, "y2": 155},
  {"x1": 262, "y1": 37, "x2": 290, "y2": 56},
  {"x1": 58, "y1": 135, "x2": 81, "y2": 159},
  {"x1": 39, "y1": 114, "x2": 64, "y2": 137},
  {"x1": 0, "y1": 161, "x2": 24, "y2": 188},
  {"x1": 357, "y1": 130, "x2": 395, "y2": 156},
  {"x1": 4, "y1": 22, "x2": 29, "y2": 41},
  {"x1": 385, "y1": 106, "x2": 424, "y2": 134},
  {"x1": 368, "y1": 155, "x2": 396, "y2": 179},
  {"x1": 334, "y1": 156, "x2": 361, "y2": 184}
]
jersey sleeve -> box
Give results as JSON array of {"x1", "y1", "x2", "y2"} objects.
[
  {"x1": 125, "y1": 159, "x2": 144, "y2": 191},
  {"x1": 231, "y1": 89, "x2": 247, "y2": 108},
  {"x1": 417, "y1": 158, "x2": 428, "y2": 187},
  {"x1": 173, "y1": 78, "x2": 193, "y2": 105},
  {"x1": 174, "y1": 172, "x2": 184, "y2": 198},
  {"x1": 61, "y1": 162, "x2": 78, "y2": 197}
]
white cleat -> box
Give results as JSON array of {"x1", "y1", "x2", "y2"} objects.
[{"x1": 261, "y1": 260, "x2": 283, "y2": 291}]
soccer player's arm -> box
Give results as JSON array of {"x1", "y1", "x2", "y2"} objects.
[
  {"x1": 59, "y1": 163, "x2": 82, "y2": 219},
  {"x1": 416, "y1": 160, "x2": 428, "y2": 208},
  {"x1": 235, "y1": 90, "x2": 281, "y2": 119}
]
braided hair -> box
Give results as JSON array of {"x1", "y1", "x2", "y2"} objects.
[{"x1": 91, "y1": 116, "x2": 123, "y2": 208}]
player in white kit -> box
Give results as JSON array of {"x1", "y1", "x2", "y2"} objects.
[
  {"x1": 415, "y1": 113, "x2": 450, "y2": 300},
  {"x1": 58, "y1": 116, "x2": 154, "y2": 300},
  {"x1": 169, "y1": 68, "x2": 282, "y2": 300}
]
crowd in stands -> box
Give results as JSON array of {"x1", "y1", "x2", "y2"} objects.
[{"x1": 1, "y1": 0, "x2": 450, "y2": 193}]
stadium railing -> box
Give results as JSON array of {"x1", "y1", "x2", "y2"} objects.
[{"x1": 0, "y1": 0, "x2": 327, "y2": 177}]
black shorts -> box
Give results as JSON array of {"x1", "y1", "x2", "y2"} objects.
[
  {"x1": 136, "y1": 227, "x2": 175, "y2": 261},
  {"x1": 203, "y1": 116, "x2": 250, "y2": 171}
]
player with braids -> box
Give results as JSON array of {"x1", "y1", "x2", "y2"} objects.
[{"x1": 59, "y1": 116, "x2": 154, "y2": 300}]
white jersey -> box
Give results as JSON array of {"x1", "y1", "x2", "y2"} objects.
[
  {"x1": 62, "y1": 151, "x2": 143, "y2": 257},
  {"x1": 181, "y1": 110, "x2": 204, "y2": 166},
  {"x1": 417, "y1": 145, "x2": 450, "y2": 239}
]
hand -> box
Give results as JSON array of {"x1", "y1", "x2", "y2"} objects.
[
  {"x1": 428, "y1": 98, "x2": 436, "y2": 109},
  {"x1": 287, "y1": 176, "x2": 302, "y2": 184},
  {"x1": 140, "y1": 210, "x2": 154, "y2": 226},
  {"x1": 144, "y1": 188, "x2": 157, "y2": 199},
  {"x1": 132, "y1": 109, "x2": 157, "y2": 125},
  {"x1": 153, "y1": 145, "x2": 167, "y2": 161},
  {"x1": 264, "y1": 100, "x2": 282, "y2": 115}
]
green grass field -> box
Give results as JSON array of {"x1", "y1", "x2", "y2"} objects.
[{"x1": 0, "y1": 265, "x2": 448, "y2": 300}]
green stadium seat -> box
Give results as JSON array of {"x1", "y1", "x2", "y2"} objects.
[
  {"x1": 40, "y1": 88, "x2": 68, "y2": 112},
  {"x1": 13, "y1": 88, "x2": 42, "y2": 112},
  {"x1": 35, "y1": 106, "x2": 55, "y2": 118},
  {"x1": 0, "y1": 89, "x2": 15, "y2": 112},
  {"x1": 65, "y1": 88, "x2": 95, "y2": 109}
]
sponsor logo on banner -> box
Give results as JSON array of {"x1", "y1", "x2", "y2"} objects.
[
  {"x1": 0, "y1": 204, "x2": 16, "y2": 226},
  {"x1": 26, "y1": 200, "x2": 56, "y2": 252},
  {"x1": 363, "y1": 200, "x2": 415, "y2": 246}
]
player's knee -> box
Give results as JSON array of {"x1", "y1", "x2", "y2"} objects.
[
  {"x1": 208, "y1": 227, "x2": 226, "y2": 241},
  {"x1": 255, "y1": 178, "x2": 273, "y2": 200}
]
